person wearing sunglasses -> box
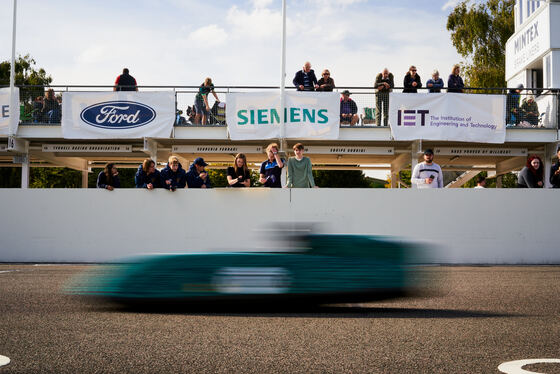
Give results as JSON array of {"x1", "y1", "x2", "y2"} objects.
[
  {"x1": 317, "y1": 69, "x2": 335, "y2": 92},
  {"x1": 403, "y1": 65, "x2": 422, "y2": 93}
]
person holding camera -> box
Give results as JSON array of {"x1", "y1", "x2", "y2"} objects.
[
  {"x1": 160, "y1": 155, "x2": 187, "y2": 191},
  {"x1": 227, "y1": 153, "x2": 251, "y2": 187},
  {"x1": 259, "y1": 143, "x2": 284, "y2": 188},
  {"x1": 411, "y1": 149, "x2": 443, "y2": 189},
  {"x1": 186, "y1": 157, "x2": 212, "y2": 189}
]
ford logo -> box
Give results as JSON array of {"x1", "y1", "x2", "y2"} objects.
[{"x1": 80, "y1": 101, "x2": 156, "y2": 129}]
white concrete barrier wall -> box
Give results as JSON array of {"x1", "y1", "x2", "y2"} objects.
[{"x1": 0, "y1": 189, "x2": 558, "y2": 264}]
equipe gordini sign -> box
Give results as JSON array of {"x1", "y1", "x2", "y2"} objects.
[
  {"x1": 62, "y1": 92, "x2": 174, "y2": 139},
  {"x1": 226, "y1": 91, "x2": 340, "y2": 140}
]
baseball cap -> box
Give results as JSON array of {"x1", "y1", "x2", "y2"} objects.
[
  {"x1": 341, "y1": 90, "x2": 352, "y2": 95},
  {"x1": 194, "y1": 157, "x2": 208, "y2": 166},
  {"x1": 424, "y1": 149, "x2": 434, "y2": 155}
]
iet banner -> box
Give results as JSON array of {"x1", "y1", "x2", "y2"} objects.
[
  {"x1": 0, "y1": 87, "x2": 20, "y2": 136},
  {"x1": 61, "y1": 91, "x2": 175, "y2": 139},
  {"x1": 226, "y1": 91, "x2": 339, "y2": 140},
  {"x1": 389, "y1": 93, "x2": 506, "y2": 144}
]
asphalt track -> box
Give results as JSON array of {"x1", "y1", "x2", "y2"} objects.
[{"x1": 0, "y1": 265, "x2": 559, "y2": 374}]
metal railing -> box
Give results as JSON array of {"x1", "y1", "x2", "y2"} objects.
[{"x1": 5, "y1": 85, "x2": 559, "y2": 129}]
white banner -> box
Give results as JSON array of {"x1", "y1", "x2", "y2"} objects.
[
  {"x1": 389, "y1": 93, "x2": 506, "y2": 144},
  {"x1": 61, "y1": 91, "x2": 175, "y2": 139},
  {"x1": 226, "y1": 91, "x2": 339, "y2": 140},
  {"x1": 0, "y1": 87, "x2": 20, "y2": 136}
]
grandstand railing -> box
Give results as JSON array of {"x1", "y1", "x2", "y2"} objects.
[{"x1": 6, "y1": 85, "x2": 560, "y2": 130}]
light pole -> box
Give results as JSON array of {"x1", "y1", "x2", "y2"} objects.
[{"x1": 9, "y1": 0, "x2": 18, "y2": 136}]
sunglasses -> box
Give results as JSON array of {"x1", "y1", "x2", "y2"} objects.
[{"x1": 323, "y1": 73, "x2": 330, "y2": 76}]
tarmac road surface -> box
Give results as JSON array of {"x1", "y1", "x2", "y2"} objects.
[{"x1": 0, "y1": 265, "x2": 559, "y2": 374}]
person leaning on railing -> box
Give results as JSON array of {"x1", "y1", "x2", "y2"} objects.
[
  {"x1": 194, "y1": 78, "x2": 220, "y2": 125},
  {"x1": 316, "y1": 69, "x2": 335, "y2": 92},
  {"x1": 97, "y1": 163, "x2": 121, "y2": 191},
  {"x1": 447, "y1": 64, "x2": 464, "y2": 93},
  {"x1": 160, "y1": 155, "x2": 187, "y2": 191},
  {"x1": 374, "y1": 68, "x2": 394, "y2": 126},
  {"x1": 41, "y1": 88, "x2": 61, "y2": 123},
  {"x1": 506, "y1": 84, "x2": 523, "y2": 126},
  {"x1": 426, "y1": 70, "x2": 444, "y2": 93},
  {"x1": 293, "y1": 61, "x2": 319, "y2": 91},
  {"x1": 549, "y1": 146, "x2": 560, "y2": 188},
  {"x1": 286, "y1": 143, "x2": 317, "y2": 188},
  {"x1": 517, "y1": 155, "x2": 543, "y2": 188},
  {"x1": 227, "y1": 153, "x2": 251, "y2": 187},
  {"x1": 403, "y1": 66, "x2": 422, "y2": 93},
  {"x1": 135, "y1": 159, "x2": 163, "y2": 190},
  {"x1": 186, "y1": 157, "x2": 212, "y2": 189}
]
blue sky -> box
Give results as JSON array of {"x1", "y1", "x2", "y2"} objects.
[{"x1": 1, "y1": 0, "x2": 463, "y2": 87}]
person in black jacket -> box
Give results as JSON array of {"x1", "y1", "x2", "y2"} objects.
[
  {"x1": 186, "y1": 157, "x2": 212, "y2": 188},
  {"x1": 114, "y1": 68, "x2": 138, "y2": 91},
  {"x1": 447, "y1": 64, "x2": 465, "y2": 93},
  {"x1": 293, "y1": 62, "x2": 318, "y2": 91},
  {"x1": 97, "y1": 163, "x2": 121, "y2": 190},
  {"x1": 517, "y1": 155, "x2": 543, "y2": 188},
  {"x1": 403, "y1": 65, "x2": 422, "y2": 93},
  {"x1": 135, "y1": 159, "x2": 162, "y2": 189},
  {"x1": 374, "y1": 68, "x2": 394, "y2": 126},
  {"x1": 160, "y1": 155, "x2": 187, "y2": 191},
  {"x1": 550, "y1": 147, "x2": 560, "y2": 188}
]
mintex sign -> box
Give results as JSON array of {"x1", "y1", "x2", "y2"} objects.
[{"x1": 226, "y1": 91, "x2": 339, "y2": 140}]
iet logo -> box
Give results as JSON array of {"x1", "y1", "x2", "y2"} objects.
[{"x1": 397, "y1": 109, "x2": 429, "y2": 126}]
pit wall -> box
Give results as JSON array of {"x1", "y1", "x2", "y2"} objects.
[{"x1": 0, "y1": 189, "x2": 558, "y2": 264}]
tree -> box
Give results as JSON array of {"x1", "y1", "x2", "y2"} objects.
[
  {"x1": 446, "y1": 0, "x2": 515, "y2": 89},
  {"x1": 312, "y1": 170, "x2": 376, "y2": 188},
  {"x1": 0, "y1": 54, "x2": 53, "y2": 110}
]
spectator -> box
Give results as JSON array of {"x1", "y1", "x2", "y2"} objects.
[
  {"x1": 41, "y1": 88, "x2": 61, "y2": 123},
  {"x1": 403, "y1": 65, "x2": 422, "y2": 93},
  {"x1": 506, "y1": 84, "x2": 523, "y2": 126},
  {"x1": 411, "y1": 149, "x2": 443, "y2": 188},
  {"x1": 426, "y1": 70, "x2": 444, "y2": 93},
  {"x1": 97, "y1": 163, "x2": 121, "y2": 190},
  {"x1": 227, "y1": 153, "x2": 251, "y2": 187},
  {"x1": 194, "y1": 77, "x2": 220, "y2": 125},
  {"x1": 160, "y1": 155, "x2": 187, "y2": 191},
  {"x1": 447, "y1": 64, "x2": 464, "y2": 93},
  {"x1": 113, "y1": 68, "x2": 138, "y2": 92},
  {"x1": 517, "y1": 155, "x2": 543, "y2": 188},
  {"x1": 293, "y1": 62, "x2": 318, "y2": 91},
  {"x1": 374, "y1": 68, "x2": 394, "y2": 126},
  {"x1": 32, "y1": 96, "x2": 43, "y2": 123},
  {"x1": 259, "y1": 143, "x2": 284, "y2": 188},
  {"x1": 550, "y1": 146, "x2": 560, "y2": 188},
  {"x1": 340, "y1": 90, "x2": 358, "y2": 126},
  {"x1": 474, "y1": 175, "x2": 486, "y2": 189},
  {"x1": 287, "y1": 143, "x2": 316, "y2": 188},
  {"x1": 316, "y1": 69, "x2": 335, "y2": 92},
  {"x1": 520, "y1": 95, "x2": 539, "y2": 126},
  {"x1": 135, "y1": 159, "x2": 162, "y2": 189},
  {"x1": 186, "y1": 157, "x2": 212, "y2": 189}
]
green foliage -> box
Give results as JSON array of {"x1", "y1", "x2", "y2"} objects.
[
  {"x1": 0, "y1": 168, "x2": 22, "y2": 188},
  {"x1": 462, "y1": 171, "x2": 518, "y2": 188},
  {"x1": 446, "y1": 0, "x2": 515, "y2": 90},
  {"x1": 312, "y1": 170, "x2": 375, "y2": 188},
  {"x1": 208, "y1": 169, "x2": 261, "y2": 187},
  {"x1": 88, "y1": 168, "x2": 137, "y2": 188},
  {"x1": 29, "y1": 167, "x2": 82, "y2": 188},
  {"x1": 0, "y1": 54, "x2": 53, "y2": 105}
]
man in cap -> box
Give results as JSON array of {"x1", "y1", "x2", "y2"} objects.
[
  {"x1": 340, "y1": 90, "x2": 359, "y2": 126},
  {"x1": 411, "y1": 149, "x2": 443, "y2": 188},
  {"x1": 186, "y1": 157, "x2": 212, "y2": 188}
]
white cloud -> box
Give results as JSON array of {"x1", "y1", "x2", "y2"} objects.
[
  {"x1": 442, "y1": 0, "x2": 461, "y2": 11},
  {"x1": 186, "y1": 25, "x2": 228, "y2": 48}
]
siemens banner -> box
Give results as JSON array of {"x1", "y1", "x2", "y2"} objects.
[
  {"x1": 226, "y1": 91, "x2": 339, "y2": 140},
  {"x1": 0, "y1": 87, "x2": 20, "y2": 136},
  {"x1": 61, "y1": 92, "x2": 175, "y2": 139},
  {"x1": 389, "y1": 93, "x2": 506, "y2": 144}
]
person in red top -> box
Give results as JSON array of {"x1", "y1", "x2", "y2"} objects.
[{"x1": 114, "y1": 68, "x2": 138, "y2": 91}]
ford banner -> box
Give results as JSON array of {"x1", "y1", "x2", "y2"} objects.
[
  {"x1": 388, "y1": 93, "x2": 506, "y2": 143},
  {"x1": 62, "y1": 92, "x2": 174, "y2": 139},
  {"x1": 226, "y1": 91, "x2": 339, "y2": 140}
]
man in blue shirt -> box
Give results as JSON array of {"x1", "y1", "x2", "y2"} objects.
[{"x1": 340, "y1": 90, "x2": 358, "y2": 126}]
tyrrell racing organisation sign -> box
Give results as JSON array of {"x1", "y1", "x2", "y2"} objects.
[
  {"x1": 62, "y1": 92, "x2": 175, "y2": 139},
  {"x1": 388, "y1": 93, "x2": 506, "y2": 144},
  {"x1": 226, "y1": 91, "x2": 339, "y2": 140}
]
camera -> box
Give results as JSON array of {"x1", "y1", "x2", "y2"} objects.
[{"x1": 429, "y1": 174, "x2": 435, "y2": 179}]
